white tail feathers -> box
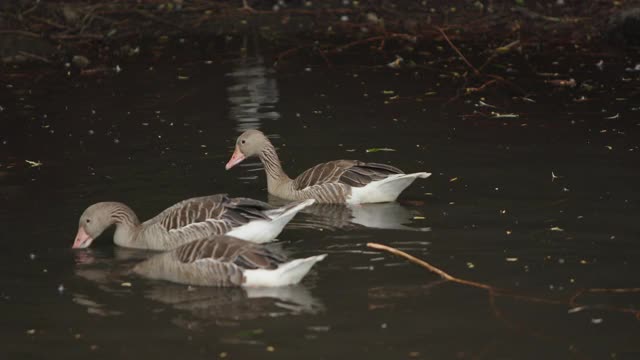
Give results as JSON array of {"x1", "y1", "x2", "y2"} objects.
[
  {"x1": 243, "y1": 254, "x2": 327, "y2": 287},
  {"x1": 348, "y1": 172, "x2": 432, "y2": 204},
  {"x1": 265, "y1": 199, "x2": 316, "y2": 222},
  {"x1": 227, "y1": 199, "x2": 315, "y2": 243}
]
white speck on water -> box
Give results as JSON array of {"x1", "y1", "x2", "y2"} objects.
[
  {"x1": 57, "y1": 284, "x2": 65, "y2": 294},
  {"x1": 29, "y1": 253, "x2": 36, "y2": 260},
  {"x1": 591, "y1": 318, "x2": 603, "y2": 324},
  {"x1": 380, "y1": 323, "x2": 387, "y2": 329}
]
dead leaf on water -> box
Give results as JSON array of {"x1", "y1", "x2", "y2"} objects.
[
  {"x1": 120, "y1": 282, "x2": 132, "y2": 287},
  {"x1": 546, "y1": 79, "x2": 576, "y2": 87},
  {"x1": 366, "y1": 148, "x2": 396, "y2": 153},
  {"x1": 449, "y1": 177, "x2": 459, "y2": 182},
  {"x1": 25, "y1": 160, "x2": 42, "y2": 167},
  {"x1": 550, "y1": 226, "x2": 564, "y2": 232},
  {"x1": 491, "y1": 112, "x2": 519, "y2": 118}
]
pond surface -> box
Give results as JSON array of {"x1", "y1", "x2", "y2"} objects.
[{"x1": 1, "y1": 39, "x2": 640, "y2": 359}]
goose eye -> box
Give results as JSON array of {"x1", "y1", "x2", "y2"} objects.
[
  {"x1": 86, "y1": 219, "x2": 91, "y2": 223},
  {"x1": 241, "y1": 140, "x2": 246, "y2": 144}
]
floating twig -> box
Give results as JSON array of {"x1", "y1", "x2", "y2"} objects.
[{"x1": 367, "y1": 242, "x2": 640, "y2": 319}]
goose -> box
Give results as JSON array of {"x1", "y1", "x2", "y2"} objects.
[
  {"x1": 72, "y1": 194, "x2": 315, "y2": 250},
  {"x1": 132, "y1": 235, "x2": 327, "y2": 287},
  {"x1": 225, "y1": 129, "x2": 431, "y2": 204}
]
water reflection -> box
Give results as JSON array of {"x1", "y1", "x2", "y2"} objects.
[
  {"x1": 226, "y1": 55, "x2": 280, "y2": 132},
  {"x1": 275, "y1": 198, "x2": 432, "y2": 232},
  {"x1": 71, "y1": 246, "x2": 323, "y2": 328}
]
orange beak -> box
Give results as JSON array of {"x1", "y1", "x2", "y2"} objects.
[
  {"x1": 72, "y1": 226, "x2": 94, "y2": 249},
  {"x1": 225, "y1": 146, "x2": 246, "y2": 170}
]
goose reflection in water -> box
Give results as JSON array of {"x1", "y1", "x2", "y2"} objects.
[
  {"x1": 269, "y1": 195, "x2": 431, "y2": 232},
  {"x1": 226, "y1": 55, "x2": 280, "y2": 133},
  {"x1": 71, "y1": 247, "x2": 323, "y2": 328}
]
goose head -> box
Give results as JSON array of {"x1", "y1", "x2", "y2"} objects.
[
  {"x1": 72, "y1": 202, "x2": 118, "y2": 249},
  {"x1": 225, "y1": 129, "x2": 269, "y2": 170}
]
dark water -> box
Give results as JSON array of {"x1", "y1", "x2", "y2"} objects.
[{"x1": 1, "y1": 40, "x2": 640, "y2": 359}]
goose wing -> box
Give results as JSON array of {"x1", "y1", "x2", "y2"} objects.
[
  {"x1": 145, "y1": 195, "x2": 273, "y2": 234},
  {"x1": 175, "y1": 236, "x2": 286, "y2": 269},
  {"x1": 293, "y1": 160, "x2": 404, "y2": 190}
]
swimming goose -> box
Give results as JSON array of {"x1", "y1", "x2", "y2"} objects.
[
  {"x1": 72, "y1": 194, "x2": 315, "y2": 250},
  {"x1": 225, "y1": 130, "x2": 431, "y2": 204},
  {"x1": 132, "y1": 235, "x2": 327, "y2": 287}
]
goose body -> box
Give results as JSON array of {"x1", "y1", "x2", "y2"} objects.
[
  {"x1": 72, "y1": 194, "x2": 315, "y2": 250},
  {"x1": 132, "y1": 235, "x2": 327, "y2": 287},
  {"x1": 225, "y1": 130, "x2": 431, "y2": 204}
]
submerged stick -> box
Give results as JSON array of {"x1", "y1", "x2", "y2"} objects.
[
  {"x1": 435, "y1": 27, "x2": 479, "y2": 75},
  {"x1": 367, "y1": 242, "x2": 490, "y2": 289},
  {"x1": 367, "y1": 242, "x2": 640, "y2": 319}
]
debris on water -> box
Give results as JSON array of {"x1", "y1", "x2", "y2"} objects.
[
  {"x1": 408, "y1": 351, "x2": 421, "y2": 358},
  {"x1": 591, "y1": 318, "x2": 603, "y2": 324},
  {"x1": 120, "y1": 282, "x2": 132, "y2": 287},
  {"x1": 72, "y1": 55, "x2": 90, "y2": 69},
  {"x1": 604, "y1": 113, "x2": 619, "y2": 119},
  {"x1": 25, "y1": 160, "x2": 42, "y2": 168},
  {"x1": 382, "y1": 90, "x2": 395, "y2": 95},
  {"x1": 178, "y1": 75, "x2": 189, "y2": 80},
  {"x1": 605, "y1": 145, "x2": 613, "y2": 150},
  {"x1": 115, "y1": 65, "x2": 122, "y2": 73},
  {"x1": 466, "y1": 262, "x2": 475, "y2": 269},
  {"x1": 380, "y1": 323, "x2": 387, "y2": 329},
  {"x1": 477, "y1": 100, "x2": 496, "y2": 108},
  {"x1": 491, "y1": 112, "x2": 519, "y2": 118},
  {"x1": 505, "y1": 230, "x2": 512, "y2": 235},
  {"x1": 29, "y1": 253, "x2": 36, "y2": 260},
  {"x1": 449, "y1": 177, "x2": 459, "y2": 182},
  {"x1": 546, "y1": 78, "x2": 576, "y2": 87},
  {"x1": 365, "y1": 147, "x2": 395, "y2": 153},
  {"x1": 26, "y1": 329, "x2": 36, "y2": 335},
  {"x1": 550, "y1": 226, "x2": 564, "y2": 232},
  {"x1": 506, "y1": 257, "x2": 518, "y2": 262},
  {"x1": 413, "y1": 216, "x2": 425, "y2": 220},
  {"x1": 387, "y1": 56, "x2": 403, "y2": 69},
  {"x1": 625, "y1": 64, "x2": 640, "y2": 72},
  {"x1": 595, "y1": 59, "x2": 604, "y2": 70},
  {"x1": 568, "y1": 306, "x2": 587, "y2": 314},
  {"x1": 57, "y1": 284, "x2": 65, "y2": 294},
  {"x1": 219, "y1": 352, "x2": 228, "y2": 358},
  {"x1": 551, "y1": 171, "x2": 562, "y2": 181},
  {"x1": 266, "y1": 346, "x2": 275, "y2": 352}
]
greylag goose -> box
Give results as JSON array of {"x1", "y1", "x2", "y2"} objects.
[
  {"x1": 225, "y1": 129, "x2": 431, "y2": 204},
  {"x1": 72, "y1": 194, "x2": 315, "y2": 250},
  {"x1": 132, "y1": 235, "x2": 327, "y2": 287}
]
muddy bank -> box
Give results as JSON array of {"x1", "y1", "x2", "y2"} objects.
[{"x1": 1, "y1": 1, "x2": 638, "y2": 69}]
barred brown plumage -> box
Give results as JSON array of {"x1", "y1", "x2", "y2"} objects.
[
  {"x1": 72, "y1": 195, "x2": 314, "y2": 250},
  {"x1": 226, "y1": 129, "x2": 431, "y2": 204}
]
